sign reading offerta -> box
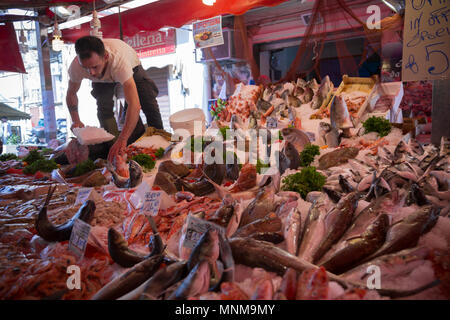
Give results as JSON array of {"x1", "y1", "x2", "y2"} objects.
[
  {"x1": 124, "y1": 29, "x2": 176, "y2": 58},
  {"x1": 193, "y1": 16, "x2": 224, "y2": 49},
  {"x1": 402, "y1": 0, "x2": 450, "y2": 81}
]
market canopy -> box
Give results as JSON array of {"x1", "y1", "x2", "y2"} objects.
[
  {"x1": 60, "y1": 0, "x2": 290, "y2": 41},
  {"x1": 0, "y1": 23, "x2": 26, "y2": 74},
  {"x1": 0, "y1": 103, "x2": 31, "y2": 120}
]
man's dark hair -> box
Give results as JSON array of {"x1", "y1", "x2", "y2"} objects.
[{"x1": 75, "y1": 36, "x2": 105, "y2": 60}]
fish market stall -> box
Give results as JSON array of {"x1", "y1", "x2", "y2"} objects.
[{"x1": 1, "y1": 71, "x2": 449, "y2": 300}]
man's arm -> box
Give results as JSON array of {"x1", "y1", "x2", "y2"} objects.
[
  {"x1": 107, "y1": 77, "x2": 141, "y2": 162},
  {"x1": 66, "y1": 80, "x2": 84, "y2": 130}
]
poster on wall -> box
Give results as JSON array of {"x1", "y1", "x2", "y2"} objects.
[
  {"x1": 402, "y1": 0, "x2": 449, "y2": 81},
  {"x1": 210, "y1": 63, "x2": 252, "y2": 99},
  {"x1": 193, "y1": 16, "x2": 224, "y2": 49}
]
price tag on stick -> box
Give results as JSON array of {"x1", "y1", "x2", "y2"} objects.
[
  {"x1": 141, "y1": 191, "x2": 162, "y2": 216},
  {"x1": 182, "y1": 215, "x2": 225, "y2": 249},
  {"x1": 68, "y1": 218, "x2": 91, "y2": 259}
]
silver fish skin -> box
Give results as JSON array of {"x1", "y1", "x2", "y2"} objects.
[
  {"x1": 284, "y1": 207, "x2": 302, "y2": 256},
  {"x1": 167, "y1": 261, "x2": 211, "y2": 300},
  {"x1": 281, "y1": 127, "x2": 311, "y2": 153},
  {"x1": 330, "y1": 95, "x2": 353, "y2": 130}
]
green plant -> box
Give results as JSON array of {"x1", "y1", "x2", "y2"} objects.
[
  {"x1": 281, "y1": 166, "x2": 326, "y2": 199},
  {"x1": 23, "y1": 159, "x2": 58, "y2": 174},
  {"x1": 71, "y1": 159, "x2": 96, "y2": 177},
  {"x1": 155, "y1": 147, "x2": 165, "y2": 159},
  {"x1": 363, "y1": 116, "x2": 392, "y2": 137},
  {"x1": 255, "y1": 158, "x2": 270, "y2": 174},
  {"x1": 299, "y1": 144, "x2": 320, "y2": 167},
  {"x1": 23, "y1": 149, "x2": 44, "y2": 165},
  {"x1": 131, "y1": 154, "x2": 156, "y2": 172}
]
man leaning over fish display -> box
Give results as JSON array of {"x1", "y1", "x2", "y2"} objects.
[{"x1": 65, "y1": 36, "x2": 164, "y2": 162}]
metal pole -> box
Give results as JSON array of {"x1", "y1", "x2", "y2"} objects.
[{"x1": 35, "y1": 20, "x2": 57, "y2": 142}]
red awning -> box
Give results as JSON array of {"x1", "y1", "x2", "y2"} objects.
[
  {"x1": 0, "y1": 23, "x2": 26, "y2": 73},
  {"x1": 61, "y1": 0, "x2": 290, "y2": 42}
]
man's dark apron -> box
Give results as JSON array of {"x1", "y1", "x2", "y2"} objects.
[{"x1": 90, "y1": 64, "x2": 164, "y2": 146}]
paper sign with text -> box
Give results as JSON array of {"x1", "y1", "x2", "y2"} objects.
[
  {"x1": 182, "y1": 215, "x2": 225, "y2": 249},
  {"x1": 266, "y1": 117, "x2": 278, "y2": 129},
  {"x1": 193, "y1": 16, "x2": 224, "y2": 49},
  {"x1": 402, "y1": 0, "x2": 450, "y2": 81},
  {"x1": 141, "y1": 191, "x2": 162, "y2": 216},
  {"x1": 68, "y1": 219, "x2": 91, "y2": 259}
]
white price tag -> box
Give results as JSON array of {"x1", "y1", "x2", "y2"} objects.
[
  {"x1": 141, "y1": 191, "x2": 162, "y2": 216},
  {"x1": 267, "y1": 117, "x2": 278, "y2": 129},
  {"x1": 68, "y1": 218, "x2": 91, "y2": 259},
  {"x1": 129, "y1": 182, "x2": 150, "y2": 210},
  {"x1": 182, "y1": 215, "x2": 225, "y2": 249}
]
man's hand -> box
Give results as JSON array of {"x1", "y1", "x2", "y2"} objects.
[
  {"x1": 71, "y1": 120, "x2": 85, "y2": 132},
  {"x1": 108, "y1": 136, "x2": 127, "y2": 163}
]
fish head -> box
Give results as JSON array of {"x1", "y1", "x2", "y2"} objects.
[{"x1": 127, "y1": 160, "x2": 144, "y2": 188}]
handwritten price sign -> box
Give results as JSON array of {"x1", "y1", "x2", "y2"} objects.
[{"x1": 402, "y1": 0, "x2": 450, "y2": 81}]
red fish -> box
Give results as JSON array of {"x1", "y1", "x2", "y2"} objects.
[
  {"x1": 251, "y1": 279, "x2": 274, "y2": 300},
  {"x1": 278, "y1": 268, "x2": 298, "y2": 300},
  {"x1": 229, "y1": 163, "x2": 257, "y2": 193}
]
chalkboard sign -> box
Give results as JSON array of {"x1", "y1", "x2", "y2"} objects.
[{"x1": 402, "y1": 0, "x2": 450, "y2": 81}]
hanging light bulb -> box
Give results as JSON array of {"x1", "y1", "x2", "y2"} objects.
[
  {"x1": 52, "y1": 18, "x2": 64, "y2": 51},
  {"x1": 90, "y1": 9, "x2": 103, "y2": 38},
  {"x1": 202, "y1": 0, "x2": 216, "y2": 6}
]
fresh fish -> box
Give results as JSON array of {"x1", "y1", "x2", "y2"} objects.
[
  {"x1": 302, "y1": 87, "x2": 314, "y2": 104},
  {"x1": 92, "y1": 254, "x2": 163, "y2": 300},
  {"x1": 229, "y1": 163, "x2": 256, "y2": 192},
  {"x1": 217, "y1": 232, "x2": 234, "y2": 284},
  {"x1": 287, "y1": 95, "x2": 301, "y2": 108},
  {"x1": 339, "y1": 174, "x2": 354, "y2": 193},
  {"x1": 180, "y1": 178, "x2": 215, "y2": 197},
  {"x1": 307, "y1": 78, "x2": 319, "y2": 91},
  {"x1": 154, "y1": 171, "x2": 179, "y2": 195},
  {"x1": 318, "y1": 147, "x2": 359, "y2": 170},
  {"x1": 311, "y1": 94, "x2": 323, "y2": 109},
  {"x1": 225, "y1": 152, "x2": 240, "y2": 181},
  {"x1": 108, "y1": 228, "x2": 158, "y2": 268},
  {"x1": 36, "y1": 186, "x2": 95, "y2": 242},
  {"x1": 297, "y1": 194, "x2": 332, "y2": 262},
  {"x1": 138, "y1": 261, "x2": 188, "y2": 300},
  {"x1": 230, "y1": 114, "x2": 243, "y2": 131},
  {"x1": 330, "y1": 95, "x2": 353, "y2": 130},
  {"x1": 312, "y1": 192, "x2": 359, "y2": 264},
  {"x1": 440, "y1": 136, "x2": 449, "y2": 157},
  {"x1": 393, "y1": 140, "x2": 410, "y2": 163},
  {"x1": 113, "y1": 154, "x2": 129, "y2": 178},
  {"x1": 262, "y1": 88, "x2": 273, "y2": 102},
  {"x1": 322, "y1": 186, "x2": 343, "y2": 203},
  {"x1": 249, "y1": 232, "x2": 285, "y2": 244},
  {"x1": 239, "y1": 187, "x2": 277, "y2": 227},
  {"x1": 187, "y1": 229, "x2": 220, "y2": 272},
  {"x1": 320, "y1": 213, "x2": 390, "y2": 274},
  {"x1": 406, "y1": 183, "x2": 429, "y2": 206},
  {"x1": 281, "y1": 128, "x2": 311, "y2": 153},
  {"x1": 158, "y1": 160, "x2": 190, "y2": 178},
  {"x1": 167, "y1": 261, "x2": 211, "y2": 300},
  {"x1": 362, "y1": 205, "x2": 440, "y2": 262},
  {"x1": 297, "y1": 78, "x2": 307, "y2": 87},
  {"x1": 229, "y1": 237, "x2": 437, "y2": 298},
  {"x1": 208, "y1": 201, "x2": 235, "y2": 228},
  {"x1": 285, "y1": 208, "x2": 302, "y2": 256},
  {"x1": 204, "y1": 162, "x2": 226, "y2": 185},
  {"x1": 408, "y1": 138, "x2": 425, "y2": 156},
  {"x1": 233, "y1": 212, "x2": 282, "y2": 238},
  {"x1": 279, "y1": 142, "x2": 301, "y2": 175},
  {"x1": 107, "y1": 160, "x2": 143, "y2": 189}
]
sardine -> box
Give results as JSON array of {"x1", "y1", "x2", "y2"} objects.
[{"x1": 36, "y1": 186, "x2": 96, "y2": 242}]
